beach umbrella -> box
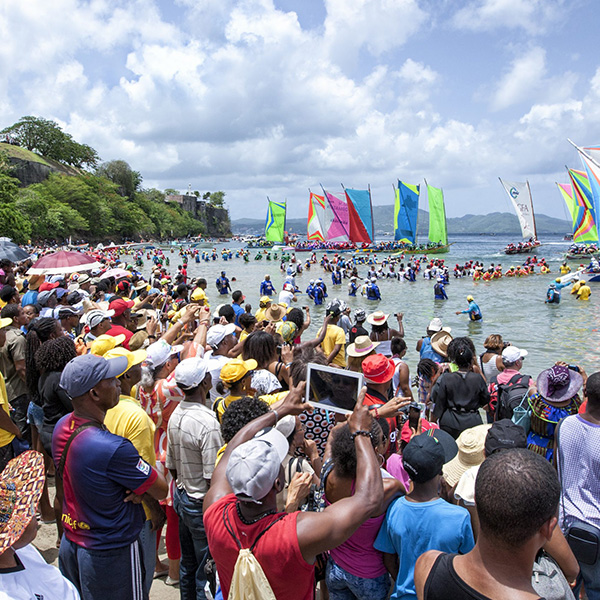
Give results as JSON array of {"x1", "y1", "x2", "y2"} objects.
[
  {"x1": 99, "y1": 267, "x2": 131, "y2": 280},
  {"x1": 27, "y1": 251, "x2": 102, "y2": 275},
  {"x1": 0, "y1": 240, "x2": 29, "y2": 263}
]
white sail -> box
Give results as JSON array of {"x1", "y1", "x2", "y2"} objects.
[{"x1": 499, "y1": 178, "x2": 536, "y2": 239}]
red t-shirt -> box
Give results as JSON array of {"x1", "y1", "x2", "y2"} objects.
[
  {"x1": 364, "y1": 387, "x2": 399, "y2": 453},
  {"x1": 106, "y1": 324, "x2": 133, "y2": 350},
  {"x1": 204, "y1": 494, "x2": 315, "y2": 600}
]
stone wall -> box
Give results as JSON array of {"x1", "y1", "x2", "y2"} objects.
[{"x1": 164, "y1": 194, "x2": 231, "y2": 236}]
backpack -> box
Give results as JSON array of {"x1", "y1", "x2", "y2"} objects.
[
  {"x1": 490, "y1": 373, "x2": 531, "y2": 421},
  {"x1": 223, "y1": 504, "x2": 286, "y2": 600}
]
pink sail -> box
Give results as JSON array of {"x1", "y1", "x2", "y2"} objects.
[{"x1": 323, "y1": 190, "x2": 350, "y2": 242}]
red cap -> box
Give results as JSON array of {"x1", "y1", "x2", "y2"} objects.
[
  {"x1": 38, "y1": 282, "x2": 60, "y2": 292},
  {"x1": 108, "y1": 298, "x2": 134, "y2": 317},
  {"x1": 362, "y1": 354, "x2": 396, "y2": 384}
]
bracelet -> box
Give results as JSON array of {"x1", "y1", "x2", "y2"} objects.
[
  {"x1": 374, "y1": 406, "x2": 379, "y2": 419},
  {"x1": 147, "y1": 335, "x2": 156, "y2": 339},
  {"x1": 272, "y1": 409, "x2": 279, "y2": 424},
  {"x1": 350, "y1": 430, "x2": 372, "y2": 442}
]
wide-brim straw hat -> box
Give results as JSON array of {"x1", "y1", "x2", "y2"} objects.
[
  {"x1": 347, "y1": 336, "x2": 380, "y2": 357},
  {"x1": 367, "y1": 311, "x2": 389, "y2": 326},
  {"x1": 442, "y1": 424, "x2": 491, "y2": 487},
  {"x1": 431, "y1": 327, "x2": 453, "y2": 358},
  {"x1": 0, "y1": 451, "x2": 45, "y2": 554},
  {"x1": 265, "y1": 303, "x2": 286, "y2": 322},
  {"x1": 537, "y1": 365, "x2": 583, "y2": 404}
]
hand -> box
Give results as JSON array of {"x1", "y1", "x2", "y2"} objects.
[
  {"x1": 347, "y1": 387, "x2": 373, "y2": 434},
  {"x1": 377, "y1": 396, "x2": 411, "y2": 419},
  {"x1": 181, "y1": 304, "x2": 201, "y2": 325},
  {"x1": 146, "y1": 315, "x2": 159, "y2": 336},
  {"x1": 219, "y1": 315, "x2": 229, "y2": 325},
  {"x1": 396, "y1": 312, "x2": 404, "y2": 320},
  {"x1": 123, "y1": 490, "x2": 144, "y2": 504},
  {"x1": 285, "y1": 472, "x2": 312, "y2": 512},
  {"x1": 146, "y1": 496, "x2": 167, "y2": 531},
  {"x1": 455, "y1": 311, "x2": 460, "y2": 315},
  {"x1": 302, "y1": 438, "x2": 319, "y2": 461},
  {"x1": 280, "y1": 381, "x2": 310, "y2": 416},
  {"x1": 265, "y1": 322, "x2": 276, "y2": 336},
  {"x1": 280, "y1": 345, "x2": 293, "y2": 365}
]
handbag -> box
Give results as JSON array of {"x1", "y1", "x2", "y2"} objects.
[
  {"x1": 511, "y1": 392, "x2": 531, "y2": 433},
  {"x1": 532, "y1": 552, "x2": 575, "y2": 600}
]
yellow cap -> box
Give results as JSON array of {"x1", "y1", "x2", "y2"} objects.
[
  {"x1": 220, "y1": 358, "x2": 258, "y2": 385},
  {"x1": 0, "y1": 317, "x2": 12, "y2": 330},
  {"x1": 191, "y1": 288, "x2": 206, "y2": 302},
  {"x1": 90, "y1": 334, "x2": 126, "y2": 356},
  {"x1": 259, "y1": 296, "x2": 272, "y2": 306},
  {"x1": 466, "y1": 295, "x2": 474, "y2": 302},
  {"x1": 555, "y1": 278, "x2": 561, "y2": 283},
  {"x1": 104, "y1": 347, "x2": 147, "y2": 372}
]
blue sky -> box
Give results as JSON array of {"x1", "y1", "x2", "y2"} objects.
[{"x1": 2, "y1": 0, "x2": 600, "y2": 222}]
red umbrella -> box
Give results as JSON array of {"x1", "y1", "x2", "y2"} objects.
[{"x1": 27, "y1": 251, "x2": 102, "y2": 275}]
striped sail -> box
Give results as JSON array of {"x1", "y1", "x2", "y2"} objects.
[
  {"x1": 567, "y1": 169, "x2": 598, "y2": 243},
  {"x1": 265, "y1": 199, "x2": 286, "y2": 243},
  {"x1": 307, "y1": 192, "x2": 326, "y2": 241}
]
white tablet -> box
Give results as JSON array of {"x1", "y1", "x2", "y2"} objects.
[{"x1": 305, "y1": 363, "x2": 364, "y2": 415}]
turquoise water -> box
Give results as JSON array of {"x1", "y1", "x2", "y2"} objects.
[{"x1": 134, "y1": 234, "x2": 599, "y2": 381}]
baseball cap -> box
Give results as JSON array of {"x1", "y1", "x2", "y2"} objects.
[
  {"x1": 60, "y1": 353, "x2": 129, "y2": 398},
  {"x1": 57, "y1": 306, "x2": 82, "y2": 320},
  {"x1": 104, "y1": 347, "x2": 147, "y2": 371},
  {"x1": 259, "y1": 296, "x2": 271, "y2": 306},
  {"x1": 38, "y1": 281, "x2": 60, "y2": 293},
  {"x1": 190, "y1": 288, "x2": 207, "y2": 302},
  {"x1": 83, "y1": 309, "x2": 115, "y2": 330},
  {"x1": 108, "y1": 298, "x2": 135, "y2": 317},
  {"x1": 220, "y1": 358, "x2": 258, "y2": 384},
  {"x1": 362, "y1": 354, "x2": 395, "y2": 384},
  {"x1": 226, "y1": 427, "x2": 289, "y2": 504},
  {"x1": 403, "y1": 434, "x2": 449, "y2": 483},
  {"x1": 428, "y1": 318, "x2": 443, "y2": 332},
  {"x1": 90, "y1": 334, "x2": 127, "y2": 356},
  {"x1": 145, "y1": 340, "x2": 184, "y2": 369},
  {"x1": 36, "y1": 290, "x2": 56, "y2": 307},
  {"x1": 484, "y1": 419, "x2": 528, "y2": 456},
  {"x1": 207, "y1": 323, "x2": 236, "y2": 348},
  {"x1": 326, "y1": 299, "x2": 342, "y2": 317},
  {"x1": 174, "y1": 356, "x2": 209, "y2": 390},
  {"x1": 501, "y1": 345, "x2": 528, "y2": 363},
  {"x1": 467, "y1": 295, "x2": 474, "y2": 302},
  {"x1": 55, "y1": 288, "x2": 68, "y2": 300}
]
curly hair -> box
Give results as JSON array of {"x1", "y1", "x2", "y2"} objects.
[
  {"x1": 25, "y1": 318, "x2": 60, "y2": 398},
  {"x1": 220, "y1": 396, "x2": 270, "y2": 443},
  {"x1": 331, "y1": 422, "x2": 381, "y2": 479},
  {"x1": 35, "y1": 336, "x2": 77, "y2": 374}
]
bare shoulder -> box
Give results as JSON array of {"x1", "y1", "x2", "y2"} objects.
[{"x1": 414, "y1": 550, "x2": 443, "y2": 600}]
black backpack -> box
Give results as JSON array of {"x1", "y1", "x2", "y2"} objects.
[{"x1": 491, "y1": 373, "x2": 531, "y2": 421}]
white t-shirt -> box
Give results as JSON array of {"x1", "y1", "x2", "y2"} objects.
[
  {"x1": 0, "y1": 544, "x2": 80, "y2": 600},
  {"x1": 454, "y1": 465, "x2": 480, "y2": 506},
  {"x1": 278, "y1": 290, "x2": 295, "y2": 306}
]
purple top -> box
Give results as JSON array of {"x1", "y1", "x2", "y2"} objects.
[{"x1": 386, "y1": 453, "x2": 411, "y2": 493}]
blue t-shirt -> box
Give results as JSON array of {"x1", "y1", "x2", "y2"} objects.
[
  {"x1": 52, "y1": 413, "x2": 157, "y2": 550},
  {"x1": 232, "y1": 302, "x2": 245, "y2": 326},
  {"x1": 374, "y1": 496, "x2": 474, "y2": 600}
]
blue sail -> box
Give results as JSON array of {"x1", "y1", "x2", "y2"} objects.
[{"x1": 394, "y1": 180, "x2": 420, "y2": 243}]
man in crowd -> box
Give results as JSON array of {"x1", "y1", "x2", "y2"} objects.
[
  {"x1": 53, "y1": 353, "x2": 168, "y2": 600},
  {"x1": 82, "y1": 309, "x2": 114, "y2": 343},
  {"x1": 318, "y1": 300, "x2": 346, "y2": 367},
  {"x1": 167, "y1": 356, "x2": 222, "y2": 600},
  {"x1": 106, "y1": 298, "x2": 135, "y2": 348},
  {"x1": 348, "y1": 308, "x2": 368, "y2": 343},
  {"x1": 58, "y1": 306, "x2": 82, "y2": 339},
  {"x1": 216, "y1": 271, "x2": 231, "y2": 295},
  {"x1": 231, "y1": 290, "x2": 245, "y2": 326},
  {"x1": 206, "y1": 324, "x2": 237, "y2": 404}
]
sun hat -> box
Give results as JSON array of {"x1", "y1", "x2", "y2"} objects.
[
  {"x1": 0, "y1": 317, "x2": 13, "y2": 330},
  {"x1": 128, "y1": 330, "x2": 149, "y2": 352},
  {"x1": 206, "y1": 323, "x2": 237, "y2": 348},
  {"x1": 502, "y1": 345, "x2": 528, "y2": 364},
  {"x1": 134, "y1": 280, "x2": 149, "y2": 292},
  {"x1": 428, "y1": 318, "x2": 443, "y2": 332},
  {"x1": 430, "y1": 327, "x2": 453, "y2": 358},
  {"x1": 226, "y1": 427, "x2": 289, "y2": 504},
  {"x1": 145, "y1": 340, "x2": 184, "y2": 369},
  {"x1": 77, "y1": 273, "x2": 91, "y2": 285},
  {"x1": 537, "y1": 365, "x2": 583, "y2": 404},
  {"x1": 362, "y1": 354, "x2": 395, "y2": 384},
  {"x1": 220, "y1": 358, "x2": 258, "y2": 385},
  {"x1": 82, "y1": 309, "x2": 115, "y2": 330},
  {"x1": 0, "y1": 450, "x2": 45, "y2": 554},
  {"x1": 367, "y1": 311, "x2": 389, "y2": 326},
  {"x1": 60, "y1": 353, "x2": 130, "y2": 398},
  {"x1": 442, "y1": 424, "x2": 491, "y2": 487},
  {"x1": 89, "y1": 334, "x2": 126, "y2": 356},
  {"x1": 347, "y1": 336, "x2": 380, "y2": 358},
  {"x1": 174, "y1": 356, "x2": 209, "y2": 390},
  {"x1": 265, "y1": 303, "x2": 286, "y2": 322},
  {"x1": 484, "y1": 419, "x2": 528, "y2": 456},
  {"x1": 277, "y1": 321, "x2": 297, "y2": 344},
  {"x1": 104, "y1": 347, "x2": 147, "y2": 371},
  {"x1": 108, "y1": 298, "x2": 135, "y2": 317},
  {"x1": 27, "y1": 274, "x2": 44, "y2": 291}
]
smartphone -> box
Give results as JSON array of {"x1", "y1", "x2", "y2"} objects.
[
  {"x1": 568, "y1": 365, "x2": 581, "y2": 373},
  {"x1": 305, "y1": 363, "x2": 363, "y2": 415}
]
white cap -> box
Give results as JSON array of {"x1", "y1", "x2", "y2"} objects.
[
  {"x1": 174, "y1": 356, "x2": 209, "y2": 390},
  {"x1": 502, "y1": 346, "x2": 528, "y2": 364},
  {"x1": 371, "y1": 278, "x2": 377, "y2": 282},
  {"x1": 207, "y1": 323, "x2": 236, "y2": 348},
  {"x1": 428, "y1": 318, "x2": 443, "y2": 332},
  {"x1": 145, "y1": 340, "x2": 184, "y2": 368},
  {"x1": 82, "y1": 309, "x2": 115, "y2": 329}
]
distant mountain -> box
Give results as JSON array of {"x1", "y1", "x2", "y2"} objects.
[{"x1": 232, "y1": 206, "x2": 570, "y2": 236}]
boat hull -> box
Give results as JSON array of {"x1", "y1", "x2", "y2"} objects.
[
  {"x1": 565, "y1": 251, "x2": 600, "y2": 261},
  {"x1": 504, "y1": 243, "x2": 542, "y2": 255},
  {"x1": 393, "y1": 244, "x2": 452, "y2": 256}
]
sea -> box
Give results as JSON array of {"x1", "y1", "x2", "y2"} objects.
[{"x1": 132, "y1": 234, "x2": 600, "y2": 382}]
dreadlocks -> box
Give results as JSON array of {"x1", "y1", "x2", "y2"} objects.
[
  {"x1": 25, "y1": 317, "x2": 60, "y2": 400},
  {"x1": 34, "y1": 336, "x2": 77, "y2": 376}
]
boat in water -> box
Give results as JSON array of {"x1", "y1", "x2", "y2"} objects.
[{"x1": 499, "y1": 179, "x2": 541, "y2": 254}]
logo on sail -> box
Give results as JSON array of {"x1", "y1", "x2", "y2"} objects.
[{"x1": 509, "y1": 187, "x2": 519, "y2": 199}]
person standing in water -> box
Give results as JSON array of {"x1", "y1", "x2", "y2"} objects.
[{"x1": 456, "y1": 295, "x2": 482, "y2": 321}]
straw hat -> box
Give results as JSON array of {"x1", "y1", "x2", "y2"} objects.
[
  {"x1": 0, "y1": 451, "x2": 45, "y2": 554},
  {"x1": 430, "y1": 327, "x2": 452, "y2": 358},
  {"x1": 27, "y1": 274, "x2": 45, "y2": 291},
  {"x1": 265, "y1": 303, "x2": 286, "y2": 322},
  {"x1": 442, "y1": 424, "x2": 491, "y2": 487},
  {"x1": 367, "y1": 311, "x2": 389, "y2": 326},
  {"x1": 347, "y1": 336, "x2": 380, "y2": 357}
]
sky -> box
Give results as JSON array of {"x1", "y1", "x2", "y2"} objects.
[{"x1": 2, "y1": 0, "x2": 600, "y2": 221}]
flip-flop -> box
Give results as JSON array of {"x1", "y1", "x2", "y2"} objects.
[{"x1": 153, "y1": 569, "x2": 169, "y2": 579}]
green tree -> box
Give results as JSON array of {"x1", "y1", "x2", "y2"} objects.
[
  {"x1": 0, "y1": 172, "x2": 31, "y2": 243},
  {"x1": 96, "y1": 160, "x2": 142, "y2": 199},
  {"x1": 164, "y1": 188, "x2": 179, "y2": 196},
  {"x1": 0, "y1": 116, "x2": 99, "y2": 169},
  {"x1": 208, "y1": 191, "x2": 226, "y2": 207}
]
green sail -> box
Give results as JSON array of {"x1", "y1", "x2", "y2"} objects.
[
  {"x1": 265, "y1": 200, "x2": 286, "y2": 243},
  {"x1": 427, "y1": 184, "x2": 447, "y2": 245}
]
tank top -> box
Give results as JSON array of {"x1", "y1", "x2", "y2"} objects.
[
  {"x1": 480, "y1": 354, "x2": 501, "y2": 382},
  {"x1": 420, "y1": 337, "x2": 443, "y2": 362},
  {"x1": 424, "y1": 553, "x2": 545, "y2": 600}
]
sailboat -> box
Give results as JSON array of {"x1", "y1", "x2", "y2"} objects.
[
  {"x1": 499, "y1": 179, "x2": 541, "y2": 254},
  {"x1": 264, "y1": 198, "x2": 287, "y2": 244},
  {"x1": 392, "y1": 180, "x2": 451, "y2": 254}
]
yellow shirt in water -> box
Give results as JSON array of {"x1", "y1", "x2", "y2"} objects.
[
  {"x1": 577, "y1": 285, "x2": 592, "y2": 300},
  {"x1": 0, "y1": 373, "x2": 15, "y2": 448},
  {"x1": 571, "y1": 280, "x2": 583, "y2": 294},
  {"x1": 318, "y1": 324, "x2": 347, "y2": 368},
  {"x1": 560, "y1": 265, "x2": 571, "y2": 274}
]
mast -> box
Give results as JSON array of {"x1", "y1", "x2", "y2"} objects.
[
  {"x1": 368, "y1": 183, "x2": 374, "y2": 242},
  {"x1": 526, "y1": 180, "x2": 537, "y2": 239}
]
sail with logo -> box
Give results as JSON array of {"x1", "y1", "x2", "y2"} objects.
[{"x1": 499, "y1": 178, "x2": 541, "y2": 254}]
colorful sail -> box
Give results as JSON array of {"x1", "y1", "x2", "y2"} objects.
[
  {"x1": 580, "y1": 147, "x2": 600, "y2": 238},
  {"x1": 426, "y1": 183, "x2": 448, "y2": 245},
  {"x1": 394, "y1": 181, "x2": 420, "y2": 243},
  {"x1": 567, "y1": 169, "x2": 598, "y2": 243},
  {"x1": 322, "y1": 189, "x2": 350, "y2": 242},
  {"x1": 307, "y1": 192, "x2": 326, "y2": 241},
  {"x1": 345, "y1": 187, "x2": 373, "y2": 243},
  {"x1": 556, "y1": 182, "x2": 578, "y2": 232},
  {"x1": 264, "y1": 199, "x2": 286, "y2": 243},
  {"x1": 499, "y1": 179, "x2": 536, "y2": 239}
]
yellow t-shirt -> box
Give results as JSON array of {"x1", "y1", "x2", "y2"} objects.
[
  {"x1": 560, "y1": 265, "x2": 571, "y2": 274},
  {"x1": 255, "y1": 308, "x2": 268, "y2": 322},
  {"x1": 571, "y1": 280, "x2": 583, "y2": 294},
  {"x1": 0, "y1": 373, "x2": 15, "y2": 448},
  {"x1": 239, "y1": 330, "x2": 250, "y2": 343},
  {"x1": 318, "y1": 324, "x2": 347, "y2": 367},
  {"x1": 577, "y1": 285, "x2": 591, "y2": 300},
  {"x1": 104, "y1": 395, "x2": 157, "y2": 520}
]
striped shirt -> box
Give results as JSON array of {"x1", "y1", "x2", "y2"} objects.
[{"x1": 166, "y1": 401, "x2": 222, "y2": 500}]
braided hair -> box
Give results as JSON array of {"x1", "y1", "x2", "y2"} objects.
[{"x1": 25, "y1": 317, "x2": 60, "y2": 400}]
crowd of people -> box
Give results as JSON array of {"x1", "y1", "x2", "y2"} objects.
[{"x1": 0, "y1": 254, "x2": 598, "y2": 600}]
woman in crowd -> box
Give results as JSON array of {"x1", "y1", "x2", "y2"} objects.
[
  {"x1": 391, "y1": 337, "x2": 412, "y2": 400},
  {"x1": 479, "y1": 334, "x2": 505, "y2": 382},
  {"x1": 367, "y1": 311, "x2": 404, "y2": 357},
  {"x1": 241, "y1": 330, "x2": 287, "y2": 393},
  {"x1": 212, "y1": 357, "x2": 257, "y2": 422},
  {"x1": 346, "y1": 336, "x2": 379, "y2": 373}
]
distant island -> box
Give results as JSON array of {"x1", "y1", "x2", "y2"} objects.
[{"x1": 232, "y1": 206, "x2": 570, "y2": 237}]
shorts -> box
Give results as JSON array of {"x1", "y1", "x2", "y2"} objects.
[
  {"x1": 326, "y1": 557, "x2": 390, "y2": 600},
  {"x1": 27, "y1": 401, "x2": 44, "y2": 431}
]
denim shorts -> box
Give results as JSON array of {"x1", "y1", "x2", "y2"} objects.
[
  {"x1": 27, "y1": 401, "x2": 44, "y2": 431},
  {"x1": 326, "y1": 557, "x2": 391, "y2": 600}
]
